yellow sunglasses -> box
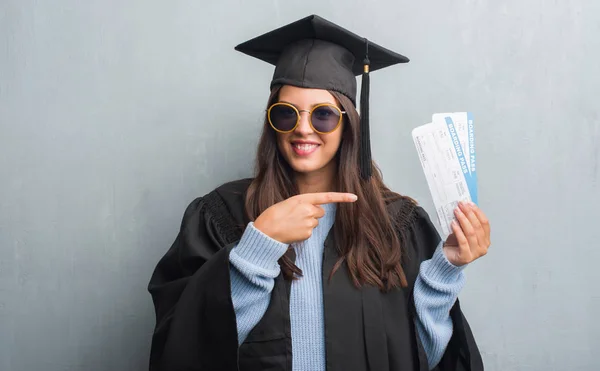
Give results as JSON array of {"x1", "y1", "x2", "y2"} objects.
[{"x1": 267, "y1": 102, "x2": 346, "y2": 134}]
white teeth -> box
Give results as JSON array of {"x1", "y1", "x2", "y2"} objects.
[{"x1": 293, "y1": 143, "x2": 318, "y2": 151}]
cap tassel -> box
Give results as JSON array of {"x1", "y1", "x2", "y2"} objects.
[{"x1": 359, "y1": 39, "x2": 372, "y2": 180}]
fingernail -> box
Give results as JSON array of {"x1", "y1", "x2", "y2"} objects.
[
  {"x1": 349, "y1": 194, "x2": 358, "y2": 201},
  {"x1": 468, "y1": 201, "x2": 475, "y2": 206}
]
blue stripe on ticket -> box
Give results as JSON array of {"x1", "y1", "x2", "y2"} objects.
[
  {"x1": 445, "y1": 116, "x2": 477, "y2": 204},
  {"x1": 467, "y1": 112, "x2": 478, "y2": 204},
  {"x1": 445, "y1": 116, "x2": 469, "y2": 176}
]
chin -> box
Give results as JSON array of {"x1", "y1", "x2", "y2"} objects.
[
  {"x1": 278, "y1": 142, "x2": 338, "y2": 175},
  {"x1": 287, "y1": 159, "x2": 325, "y2": 174}
]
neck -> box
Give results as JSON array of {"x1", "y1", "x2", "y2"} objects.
[{"x1": 295, "y1": 162, "x2": 337, "y2": 194}]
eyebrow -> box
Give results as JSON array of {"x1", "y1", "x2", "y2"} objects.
[{"x1": 279, "y1": 100, "x2": 337, "y2": 109}]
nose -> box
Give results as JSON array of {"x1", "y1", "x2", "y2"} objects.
[{"x1": 294, "y1": 110, "x2": 313, "y2": 135}]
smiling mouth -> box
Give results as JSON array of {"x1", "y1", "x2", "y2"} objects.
[{"x1": 291, "y1": 142, "x2": 320, "y2": 156}]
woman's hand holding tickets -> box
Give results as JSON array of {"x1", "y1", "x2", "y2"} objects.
[
  {"x1": 443, "y1": 201, "x2": 491, "y2": 266},
  {"x1": 254, "y1": 192, "x2": 358, "y2": 244}
]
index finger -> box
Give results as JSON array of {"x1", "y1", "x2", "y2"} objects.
[
  {"x1": 297, "y1": 192, "x2": 358, "y2": 205},
  {"x1": 470, "y1": 202, "x2": 491, "y2": 237}
]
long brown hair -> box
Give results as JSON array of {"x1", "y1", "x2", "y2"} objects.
[{"x1": 244, "y1": 85, "x2": 416, "y2": 291}]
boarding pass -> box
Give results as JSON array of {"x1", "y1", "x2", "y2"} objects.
[{"x1": 412, "y1": 112, "x2": 478, "y2": 237}]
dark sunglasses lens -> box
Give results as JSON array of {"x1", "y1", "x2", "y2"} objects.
[
  {"x1": 311, "y1": 106, "x2": 341, "y2": 133},
  {"x1": 269, "y1": 105, "x2": 298, "y2": 131}
]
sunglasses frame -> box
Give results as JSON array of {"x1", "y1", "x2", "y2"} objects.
[{"x1": 266, "y1": 102, "x2": 346, "y2": 134}]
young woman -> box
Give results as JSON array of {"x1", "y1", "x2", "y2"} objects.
[{"x1": 147, "y1": 15, "x2": 490, "y2": 371}]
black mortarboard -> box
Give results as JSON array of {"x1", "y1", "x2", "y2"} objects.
[{"x1": 235, "y1": 14, "x2": 409, "y2": 180}]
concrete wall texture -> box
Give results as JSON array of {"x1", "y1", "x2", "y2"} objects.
[{"x1": 1, "y1": 1, "x2": 599, "y2": 370}]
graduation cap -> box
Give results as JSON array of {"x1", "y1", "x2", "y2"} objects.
[{"x1": 235, "y1": 14, "x2": 409, "y2": 180}]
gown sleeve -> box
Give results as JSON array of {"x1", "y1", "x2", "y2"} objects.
[
  {"x1": 147, "y1": 196, "x2": 241, "y2": 371},
  {"x1": 410, "y1": 206, "x2": 485, "y2": 371}
]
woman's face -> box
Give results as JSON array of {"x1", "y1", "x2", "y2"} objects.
[{"x1": 274, "y1": 85, "x2": 344, "y2": 176}]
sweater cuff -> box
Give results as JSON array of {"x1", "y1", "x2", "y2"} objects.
[
  {"x1": 421, "y1": 241, "x2": 466, "y2": 285},
  {"x1": 231, "y1": 222, "x2": 289, "y2": 272}
]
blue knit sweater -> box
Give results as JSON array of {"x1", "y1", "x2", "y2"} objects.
[{"x1": 229, "y1": 203, "x2": 465, "y2": 371}]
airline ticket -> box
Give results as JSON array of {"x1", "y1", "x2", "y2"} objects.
[{"x1": 412, "y1": 112, "x2": 477, "y2": 236}]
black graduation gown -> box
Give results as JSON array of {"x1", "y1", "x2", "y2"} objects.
[{"x1": 147, "y1": 178, "x2": 484, "y2": 371}]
